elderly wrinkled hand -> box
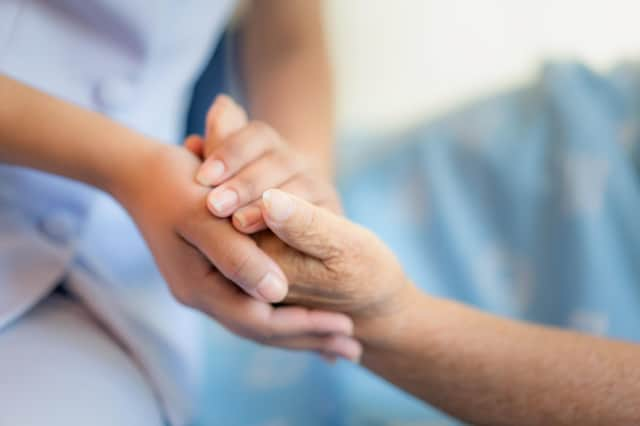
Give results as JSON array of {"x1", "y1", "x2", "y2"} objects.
[{"x1": 256, "y1": 188, "x2": 415, "y2": 333}]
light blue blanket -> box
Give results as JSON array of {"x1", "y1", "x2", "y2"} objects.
[{"x1": 199, "y1": 62, "x2": 640, "y2": 425}]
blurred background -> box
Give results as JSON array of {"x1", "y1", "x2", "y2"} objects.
[
  {"x1": 200, "y1": 2, "x2": 640, "y2": 424},
  {"x1": 326, "y1": 0, "x2": 640, "y2": 133}
]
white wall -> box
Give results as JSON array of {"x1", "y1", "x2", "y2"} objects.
[{"x1": 325, "y1": 0, "x2": 640, "y2": 133}]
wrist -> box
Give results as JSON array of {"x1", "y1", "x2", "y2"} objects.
[
  {"x1": 101, "y1": 133, "x2": 161, "y2": 205},
  {"x1": 353, "y1": 280, "x2": 425, "y2": 349}
]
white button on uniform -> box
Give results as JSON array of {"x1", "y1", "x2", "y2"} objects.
[
  {"x1": 39, "y1": 211, "x2": 78, "y2": 244},
  {"x1": 94, "y1": 76, "x2": 137, "y2": 110}
]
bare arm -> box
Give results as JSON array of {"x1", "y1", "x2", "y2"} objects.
[
  {"x1": 361, "y1": 288, "x2": 640, "y2": 426},
  {"x1": 0, "y1": 74, "x2": 150, "y2": 195},
  {"x1": 239, "y1": 0, "x2": 334, "y2": 177},
  {"x1": 258, "y1": 189, "x2": 640, "y2": 426},
  {"x1": 0, "y1": 74, "x2": 359, "y2": 358}
]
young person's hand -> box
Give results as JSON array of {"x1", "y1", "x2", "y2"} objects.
[
  {"x1": 0, "y1": 74, "x2": 360, "y2": 361},
  {"x1": 185, "y1": 95, "x2": 341, "y2": 234},
  {"x1": 116, "y1": 143, "x2": 361, "y2": 361}
]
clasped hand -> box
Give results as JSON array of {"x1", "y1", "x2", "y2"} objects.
[{"x1": 125, "y1": 96, "x2": 411, "y2": 363}]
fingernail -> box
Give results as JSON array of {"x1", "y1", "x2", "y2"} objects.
[
  {"x1": 256, "y1": 271, "x2": 287, "y2": 302},
  {"x1": 196, "y1": 160, "x2": 225, "y2": 185},
  {"x1": 208, "y1": 188, "x2": 238, "y2": 214},
  {"x1": 234, "y1": 206, "x2": 262, "y2": 229},
  {"x1": 262, "y1": 189, "x2": 294, "y2": 223}
]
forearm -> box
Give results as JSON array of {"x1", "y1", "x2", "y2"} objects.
[
  {"x1": 239, "y1": 0, "x2": 334, "y2": 177},
  {"x1": 257, "y1": 180, "x2": 640, "y2": 423},
  {"x1": 358, "y1": 286, "x2": 640, "y2": 425},
  {"x1": 0, "y1": 74, "x2": 155, "y2": 197}
]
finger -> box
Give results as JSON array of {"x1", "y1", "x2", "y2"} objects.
[
  {"x1": 232, "y1": 202, "x2": 265, "y2": 233},
  {"x1": 182, "y1": 216, "x2": 288, "y2": 303},
  {"x1": 204, "y1": 94, "x2": 248, "y2": 156},
  {"x1": 196, "y1": 95, "x2": 248, "y2": 185},
  {"x1": 160, "y1": 233, "x2": 220, "y2": 308},
  {"x1": 266, "y1": 305, "x2": 354, "y2": 337},
  {"x1": 190, "y1": 268, "x2": 356, "y2": 341},
  {"x1": 196, "y1": 121, "x2": 282, "y2": 186},
  {"x1": 184, "y1": 134, "x2": 204, "y2": 158},
  {"x1": 206, "y1": 152, "x2": 299, "y2": 217},
  {"x1": 275, "y1": 174, "x2": 343, "y2": 215},
  {"x1": 266, "y1": 334, "x2": 363, "y2": 362},
  {"x1": 261, "y1": 189, "x2": 353, "y2": 259},
  {"x1": 233, "y1": 175, "x2": 338, "y2": 234},
  {"x1": 251, "y1": 231, "x2": 333, "y2": 296}
]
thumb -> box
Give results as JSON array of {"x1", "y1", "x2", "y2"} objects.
[
  {"x1": 261, "y1": 189, "x2": 350, "y2": 260},
  {"x1": 203, "y1": 94, "x2": 248, "y2": 158}
]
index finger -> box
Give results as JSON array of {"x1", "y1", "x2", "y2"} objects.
[
  {"x1": 204, "y1": 94, "x2": 247, "y2": 158},
  {"x1": 180, "y1": 212, "x2": 288, "y2": 303}
]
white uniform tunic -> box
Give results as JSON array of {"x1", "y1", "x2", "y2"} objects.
[{"x1": 0, "y1": 1, "x2": 237, "y2": 424}]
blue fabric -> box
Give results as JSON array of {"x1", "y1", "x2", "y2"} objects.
[
  {"x1": 198, "y1": 62, "x2": 640, "y2": 425},
  {"x1": 185, "y1": 32, "x2": 233, "y2": 137}
]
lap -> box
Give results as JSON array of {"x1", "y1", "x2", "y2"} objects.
[{"x1": 0, "y1": 291, "x2": 164, "y2": 426}]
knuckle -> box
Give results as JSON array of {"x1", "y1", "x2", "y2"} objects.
[
  {"x1": 221, "y1": 136, "x2": 253, "y2": 163},
  {"x1": 229, "y1": 175, "x2": 257, "y2": 201},
  {"x1": 218, "y1": 139, "x2": 242, "y2": 163},
  {"x1": 249, "y1": 121, "x2": 282, "y2": 148},
  {"x1": 221, "y1": 122, "x2": 277, "y2": 166},
  {"x1": 323, "y1": 253, "x2": 350, "y2": 282},
  {"x1": 222, "y1": 247, "x2": 253, "y2": 283}
]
